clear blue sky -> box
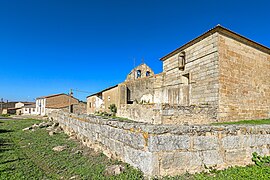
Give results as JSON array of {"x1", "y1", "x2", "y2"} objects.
[{"x1": 0, "y1": 0, "x2": 269, "y2": 101}]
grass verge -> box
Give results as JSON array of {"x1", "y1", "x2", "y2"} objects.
[
  {"x1": 1, "y1": 119, "x2": 270, "y2": 179},
  {"x1": 212, "y1": 119, "x2": 270, "y2": 125},
  {"x1": 0, "y1": 119, "x2": 143, "y2": 179}
]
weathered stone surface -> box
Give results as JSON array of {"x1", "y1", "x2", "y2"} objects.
[
  {"x1": 48, "y1": 110, "x2": 270, "y2": 177},
  {"x1": 201, "y1": 150, "x2": 223, "y2": 166},
  {"x1": 222, "y1": 136, "x2": 242, "y2": 149},
  {"x1": 224, "y1": 149, "x2": 248, "y2": 164},
  {"x1": 49, "y1": 131, "x2": 55, "y2": 136},
  {"x1": 148, "y1": 135, "x2": 190, "y2": 152},
  {"x1": 124, "y1": 145, "x2": 159, "y2": 176},
  {"x1": 22, "y1": 127, "x2": 32, "y2": 131},
  {"x1": 161, "y1": 152, "x2": 202, "y2": 171},
  {"x1": 193, "y1": 136, "x2": 218, "y2": 150},
  {"x1": 104, "y1": 165, "x2": 125, "y2": 176},
  {"x1": 219, "y1": 34, "x2": 270, "y2": 122},
  {"x1": 38, "y1": 122, "x2": 53, "y2": 128},
  {"x1": 52, "y1": 145, "x2": 67, "y2": 152}
]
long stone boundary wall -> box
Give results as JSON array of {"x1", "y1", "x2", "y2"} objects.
[{"x1": 49, "y1": 110, "x2": 270, "y2": 176}]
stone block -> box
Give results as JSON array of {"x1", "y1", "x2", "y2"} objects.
[
  {"x1": 201, "y1": 150, "x2": 223, "y2": 166},
  {"x1": 222, "y1": 136, "x2": 242, "y2": 149},
  {"x1": 193, "y1": 136, "x2": 218, "y2": 150},
  {"x1": 242, "y1": 134, "x2": 270, "y2": 148},
  {"x1": 124, "y1": 146, "x2": 159, "y2": 176},
  {"x1": 148, "y1": 135, "x2": 190, "y2": 152},
  {"x1": 160, "y1": 151, "x2": 202, "y2": 170},
  {"x1": 225, "y1": 149, "x2": 248, "y2": 164},
  {"x1": 122, "y1": 132, "x2": 145, "y2": 149}
]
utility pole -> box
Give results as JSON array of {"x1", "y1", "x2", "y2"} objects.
[{"x1": 69, "y1": 89, "x2": 72, "y2": 113}]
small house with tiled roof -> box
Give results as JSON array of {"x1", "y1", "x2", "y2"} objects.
[{"x1": 36, "y1": 93, "x2": 79, "y2": 116}]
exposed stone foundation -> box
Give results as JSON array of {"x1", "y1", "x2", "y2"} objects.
[{"x1": 49, "y1": 110, "x2": 270, "y2": 176}]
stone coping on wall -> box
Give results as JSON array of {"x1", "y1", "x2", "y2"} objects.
[
  {"x1": 53, "y1": 111, "x2": 270, "y2": 136},
  {"x1": 49, "y1": 111, "x2": 270, "y2": 176}
]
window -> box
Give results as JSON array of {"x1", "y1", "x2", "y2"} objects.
[
  {"x1": 183, "y1": 73, "x2": 190, "y2": 84},
  {"x1": 89, "y1": 102, "x2": 92, "y2": 108},
  {"x1": 146, "y1": 71, "x2": 150, "y2": 77},
  {"x1": 108, "y1": 96, "x2": 111, "y2": 101},
  {"x1": 178, "y1": 51, "x2": 185, "y2": 70},
  {"x1": 136, "y1": 70, "x2": 141, "y2": 78}
]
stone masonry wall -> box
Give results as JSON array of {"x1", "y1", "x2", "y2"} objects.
[
  {"x1": 126, "y1": 63, "x2": 154, "y2": 81},
  {"x1": 218, "y1": 33, "x2": 270, "y2": 121},
  {"x1": 162, "y1": 32, "x2": 219, "y2": 106},
  {"x1": 118, "y1": 103, "x2": 217, "y2": 125},
  {"x1": 46, "y1": 94, "x2": 79, "y2": 108},
  {"x1": 118, "y1": 104, "x2": 162, "y2": 124},
  {"x1": 49, "y1": 111, "x2": 270, "y2": 177},
  {"x1": 73, "y1": 102, "x2": 87, "y2": 114},
  {"x1": 161, "y1": 104, "x2": 218, "y2": 125},
  {"x1": 102, "y1": 86, "x2": 119, "y2": 113},
  {"x1": 121, "y1": 77, "x2": 155, "y2": 104}
]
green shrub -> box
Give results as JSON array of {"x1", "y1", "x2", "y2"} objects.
[
  {"x1": 252, "y1": 152, "x2": 270, "y2": 166},
  {"x1": 0, "y1": 114, "x2": 10, "y2": 117},
  {"x1": 108, "y1": 104, "x2": 117, "y2": 116}
]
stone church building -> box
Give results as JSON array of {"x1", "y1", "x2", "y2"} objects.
[{"x1": 87, "y1": 25, "x2": 270, "y2": 125}]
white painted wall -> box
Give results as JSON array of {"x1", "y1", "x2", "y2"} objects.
[
  {"x1": 22, "y1": 107, "x2": 37, "y2": 115},
  {"x1": 36, "y1": 98, "x2": 46, "y2": 116},
  {"x1": 15, "y1": 102, "x2": 25, "y2": 108},
  {"x1": 95, "y1": 96, "x2": 104, "y2": 109}
]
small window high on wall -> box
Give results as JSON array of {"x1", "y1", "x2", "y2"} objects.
[
  {"x1": 146, "y1": 71, "x2": 150, "y2": 77},
  {"x1": 178, "y1": 51, "x2": 186, "y2": 70}
]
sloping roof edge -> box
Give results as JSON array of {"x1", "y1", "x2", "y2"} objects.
[
  {"x1": 22, "y1": 104, "x2": 36, "y2": 108},
  {"x1": 36, "y1": 93, "x2": 79, "y2": 102},
  {"x1": 36, "y1": 93, "x2": 66, "y2": 99},
  {"x1": 87, "y1": 85, "x2": 118, "y2": 98},
  {"x1": 160, "y1": 25, "x2": 270, "y2": 61}
]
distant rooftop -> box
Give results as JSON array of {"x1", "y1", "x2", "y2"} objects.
[{"x1": 36, "y1": 93, "x2": 66, "y2": 99}]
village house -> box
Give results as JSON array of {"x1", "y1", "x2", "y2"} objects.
[
  {"x1": 36, "y1": 93, "x2": 86, "y2": 116},
  {"x1": 87, "y1": 25, "x2": 270, "y2": 125},
  {"x1": 87, "y1": 85, "x2": 119, "y2": 114},
  {"x1": 0, "y1": 101, "x2": 17, "y2": 114},
  {"x1": 0, "y1": 101, "x2": 35, "y2": 115},
  {"x1": 21, "y1": 103, "x2": 36, "y2": 115},
  {"x1": 15, "y1": 102, "x2": 35, "y2": 115}
]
